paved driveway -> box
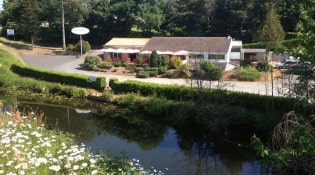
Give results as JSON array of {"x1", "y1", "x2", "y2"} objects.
[{"x1": 19, "y1": 52, "x2": 284, "y2": 96}]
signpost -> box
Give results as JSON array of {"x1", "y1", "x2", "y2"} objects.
[
  {"x1": 7, "y1": 29, "x2": 15, "y2": 40},
  {"x1": 71, "y1": 27, "x2": 90, "y2": 56}
]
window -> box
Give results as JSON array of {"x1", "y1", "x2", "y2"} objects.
[
  {"x1": 208, "y1": 54, "x2": 224, "y2": 60},
  {"x1": 190, "y1": 54, "x2": 204, "y2": 60}
]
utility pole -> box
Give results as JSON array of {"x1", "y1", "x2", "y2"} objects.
[{"x1": 62, "y1": 0, "x2": 66, "y2": 50}]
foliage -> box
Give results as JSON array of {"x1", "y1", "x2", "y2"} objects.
[
  {"x1": 158, "y1": 55, "x2": 169, "y2": 67},
  {"x1": 149, "y1": 50, "x2": 159, "y2": 67},
  {"x1": 256, "y1": 62, "x2": 273, "y2": 72},
  {"x1": 136, "y1": 70, "x2": 150, "y2": 78},
  {"x1": 134, "y1": 1, "x2": 165, "y2": 34},
  {"x1": 108, "y1": 78, "x2": 299, "y2": 113},
  {"x1": 199, "y1": 62, "x2": 223, "y2": 80},
  {"x1": 251, "y1": 111, "x2": 315, "y2": 174},
  {"x1": 254, "y1": 3, "x2": 285, "y2": 51},
  {"x1": 75, "y1": 40, "x2": 91, "y2": 54},
  {"x1": 82, "y1": 55, "x2": 102, "y2": 70},
  {"x1": 66, "y1": 44, "x2": 76, "y2": 51},
  {"x1": 0, "y1": 109, "x2": 161, "y2": 175},
  {"x1": 10, "y1": 64, "x2": 106, "y2": 92},
  {"x1": 169, "y1": 56, "x2": 182, "y2": 69},
  {"x1": 116, "y1": 92, "x2": 142, "y2": 110},
  {"x1": 178, "y1": 63, "x2": 192, "y2": 78},
  {"x1": 98, "y1": 61, "x2": 112, "y2": 69},
  {"x1": 136, "y1": 67, "x2": 158, "y2": 78},
  {"x1": 238, "y1": 67, "x2": 261, "y2": 81},
  {"x1": 0, "y1": 0, "x2": 310, "y2": 45}
]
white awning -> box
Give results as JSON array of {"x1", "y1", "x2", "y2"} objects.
[{"x1": 173, "y1": 50, "x2": 189, "y2": 55}]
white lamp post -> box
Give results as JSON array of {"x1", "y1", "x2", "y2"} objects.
[{"x1": 71, "y1": 27, "x2": 90, "y2": 56}]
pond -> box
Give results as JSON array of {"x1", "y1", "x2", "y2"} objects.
[{"x1": 0, "y1": 92, "x2": 268, "y2": 175}]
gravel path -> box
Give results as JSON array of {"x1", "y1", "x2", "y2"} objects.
[{"x1": 19, "y1": 51, "x2": 284, "y2": 96}]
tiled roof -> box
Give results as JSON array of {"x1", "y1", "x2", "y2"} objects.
[{"x1": 141, "y1": 37, "x2": 232, "y2": 53}]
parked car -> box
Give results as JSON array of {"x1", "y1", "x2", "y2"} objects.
[
  {"x1": 275, "y1": 60, "x2": 299, "y2": 69},
  {"x1": 286, "y1": 63, "x2": 313, "y2": 74}
]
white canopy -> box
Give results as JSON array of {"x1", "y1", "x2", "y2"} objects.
[{"x1": 103, "y1": 48, "x2": 140, "y2": 53}]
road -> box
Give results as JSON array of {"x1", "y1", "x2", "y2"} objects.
[{"x1": 19, "y1": 51, "x2": 284, "y2": 96}]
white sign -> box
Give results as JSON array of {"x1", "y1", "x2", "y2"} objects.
[
  {"x1": 7, "y1": 29, "x2": 14, "y2": 35},
  {"x1": 71, "y1": 27, "x2": 89, "y2": 35}
]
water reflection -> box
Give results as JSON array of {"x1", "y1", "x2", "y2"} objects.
[{"x1": 0, "y1": 92, "x2": 265, "y2": 175}]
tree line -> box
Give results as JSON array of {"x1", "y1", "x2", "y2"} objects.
[{"x1": 0, "y1": 0, "x2": 309, "y2": 47}]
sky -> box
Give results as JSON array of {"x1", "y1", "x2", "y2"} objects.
[{"x1": 0, "y1": 0, "x2": 2, "y2": 11}]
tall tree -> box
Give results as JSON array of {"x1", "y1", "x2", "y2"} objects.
[
  {"x1": 0, "y1": 0, "x2": 42, "y2": 47},
  {"x1": 134, "y1": 1, "x2": 165, "y2": 35},
  {"x1": 291, "y1": 0, "x2": 315, "y2": 63},
  {"x1": 255, "y1": 3, "x2": 285, "y2": 51},
  {"x1": 41, "y1": 0, "x2": 90, "y2": 47}
]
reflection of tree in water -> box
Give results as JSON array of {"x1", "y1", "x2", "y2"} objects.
[
  {"x1": 176, "y1": 127, "x2": 258, "y2": 175},
  {"x1": 96, "y1": 111, "x2": 167, "y2": 150}
]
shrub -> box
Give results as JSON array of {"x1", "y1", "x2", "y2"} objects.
[
  {"x1": 200, "y1": 62, "x2": 223, "y2": 80},
  {"x1": 169, "y1": 56, "x2": 182, "y2": 69},
  {"x1": 256, "y1": 62, "x2": 272, "y2": 72},
  {"x1": 75, "y1": 40, "x2": 91, "y2": 53},
  {"x1": 98, "y1": 61, "x2": 112, "y2": 69},
  {"x1": 136, "y1": 70, "x2": 150, "y2": 78},
  {"x1": 149, "y1": 50, "x2": 158, "y2": 67},
  {"x1": 66, "y1": 44, "x2": 76, "y2": 51},
  {"x1": 238, "y1": 67, "x2": 261, "y2": 81},
  {"x1": 158, "y1": 66, "x2": 168, "y2": 75},
  {"x1": 136, "y1": 55, "x2": 144, "y2": 66},
  {"x1": 82, "y1": 55, "x2": 102, "y2": 70},
  {"x1": 115, "y1": 92, "x2": 142, "y2": 110},
  {"x1": 158, "y1": 55, "x2": 169, "y2": 67},
  {"x1": 113, "y1": 61, "x2": 122, "y2": 67},
  {"x1": 178, "y1": 63, "x2": 192, "y2": 78}
]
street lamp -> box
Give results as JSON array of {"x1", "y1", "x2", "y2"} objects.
[{"x1": 71, "y1": 27, "x2": 90, "y2": 56}]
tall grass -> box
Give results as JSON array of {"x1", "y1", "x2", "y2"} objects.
[{"x1": 0, "y1": 108, "x2": 164, "y2": 174}]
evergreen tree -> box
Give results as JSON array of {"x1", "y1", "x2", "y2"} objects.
[
  {"x1": 149, "y1": 50, "x2": 158, "y2": 67},
  {"x1": 255, "y1": 3, "x2": 285, "y2": 51}
]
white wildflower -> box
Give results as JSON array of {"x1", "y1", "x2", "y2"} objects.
[{"x1": 49, "y1": 165, "x2": 61, "y2": 172}]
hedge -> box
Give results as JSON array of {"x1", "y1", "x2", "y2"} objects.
[
  {"x1": 109, "y1": 78, "x2": 302, "y2": 113},
  {"x1": 11, "y1": 64, "x2": 106, "y2": 91}
]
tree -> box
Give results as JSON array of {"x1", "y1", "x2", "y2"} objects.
[
  {"x1": 149, "y1": 50, "x2": 158, "y2": 67},
  {"x1": 135, "y1": 0, "x2": 166, "y2": 35},
  {"x1": 255, "y1": 3, "x2": 285, "y2": 51},
  {"x1": 84, "y1": 0, "x2": 136, "y2": 44},
  {"x1": 161, "y1": 0, "x2": 215, "y2": 36},
  {"x1": 1, "y1": 0, "x2": 42, "y2": 47},
  {"x1": 41, "y1": 0, "x2": 90, "y2": 47}
]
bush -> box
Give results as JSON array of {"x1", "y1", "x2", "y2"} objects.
[
  {"x1": 75, "y1": 40, "x2": 91, "y2": 53},
  {"x1": 98, "y1": 61, "x2": 112, "y2": 69},
  {"x1": 169, "y1": 56, "x2": 182, "y2": 69},
  {"x1": 66, "y1": 44, "x2": 76, "y2": 51},
  {"x1": 158, "y1": 66, "x2": 168, "y2": 75},
  {"x1": 238, "y1": 67, "x2": 261, "y2": 81},
  {"x1": 136, "y1": 70, "x2": 150, "y2": 78},
  {"x1": 113, "y1": 61, "x2": 122, "y2": 67},
  {"x1": 82, "y1": 55, "x2": 102, "y2": 70},
  {"x1": 158, "y1": 55, "x2": 169, "y2": 67},
  {"x1": 178, "y1": 63, "x2": 192, "y2": 78},
  {"x1": 149, "y1": 50, "x2": 158, "y2": 67},
  {"x1": 200, "y1": 62, "x2": 223, "y2": 80},
  {"x1": 256, "y1": 62, "x2": 272, "y2": 72}
]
